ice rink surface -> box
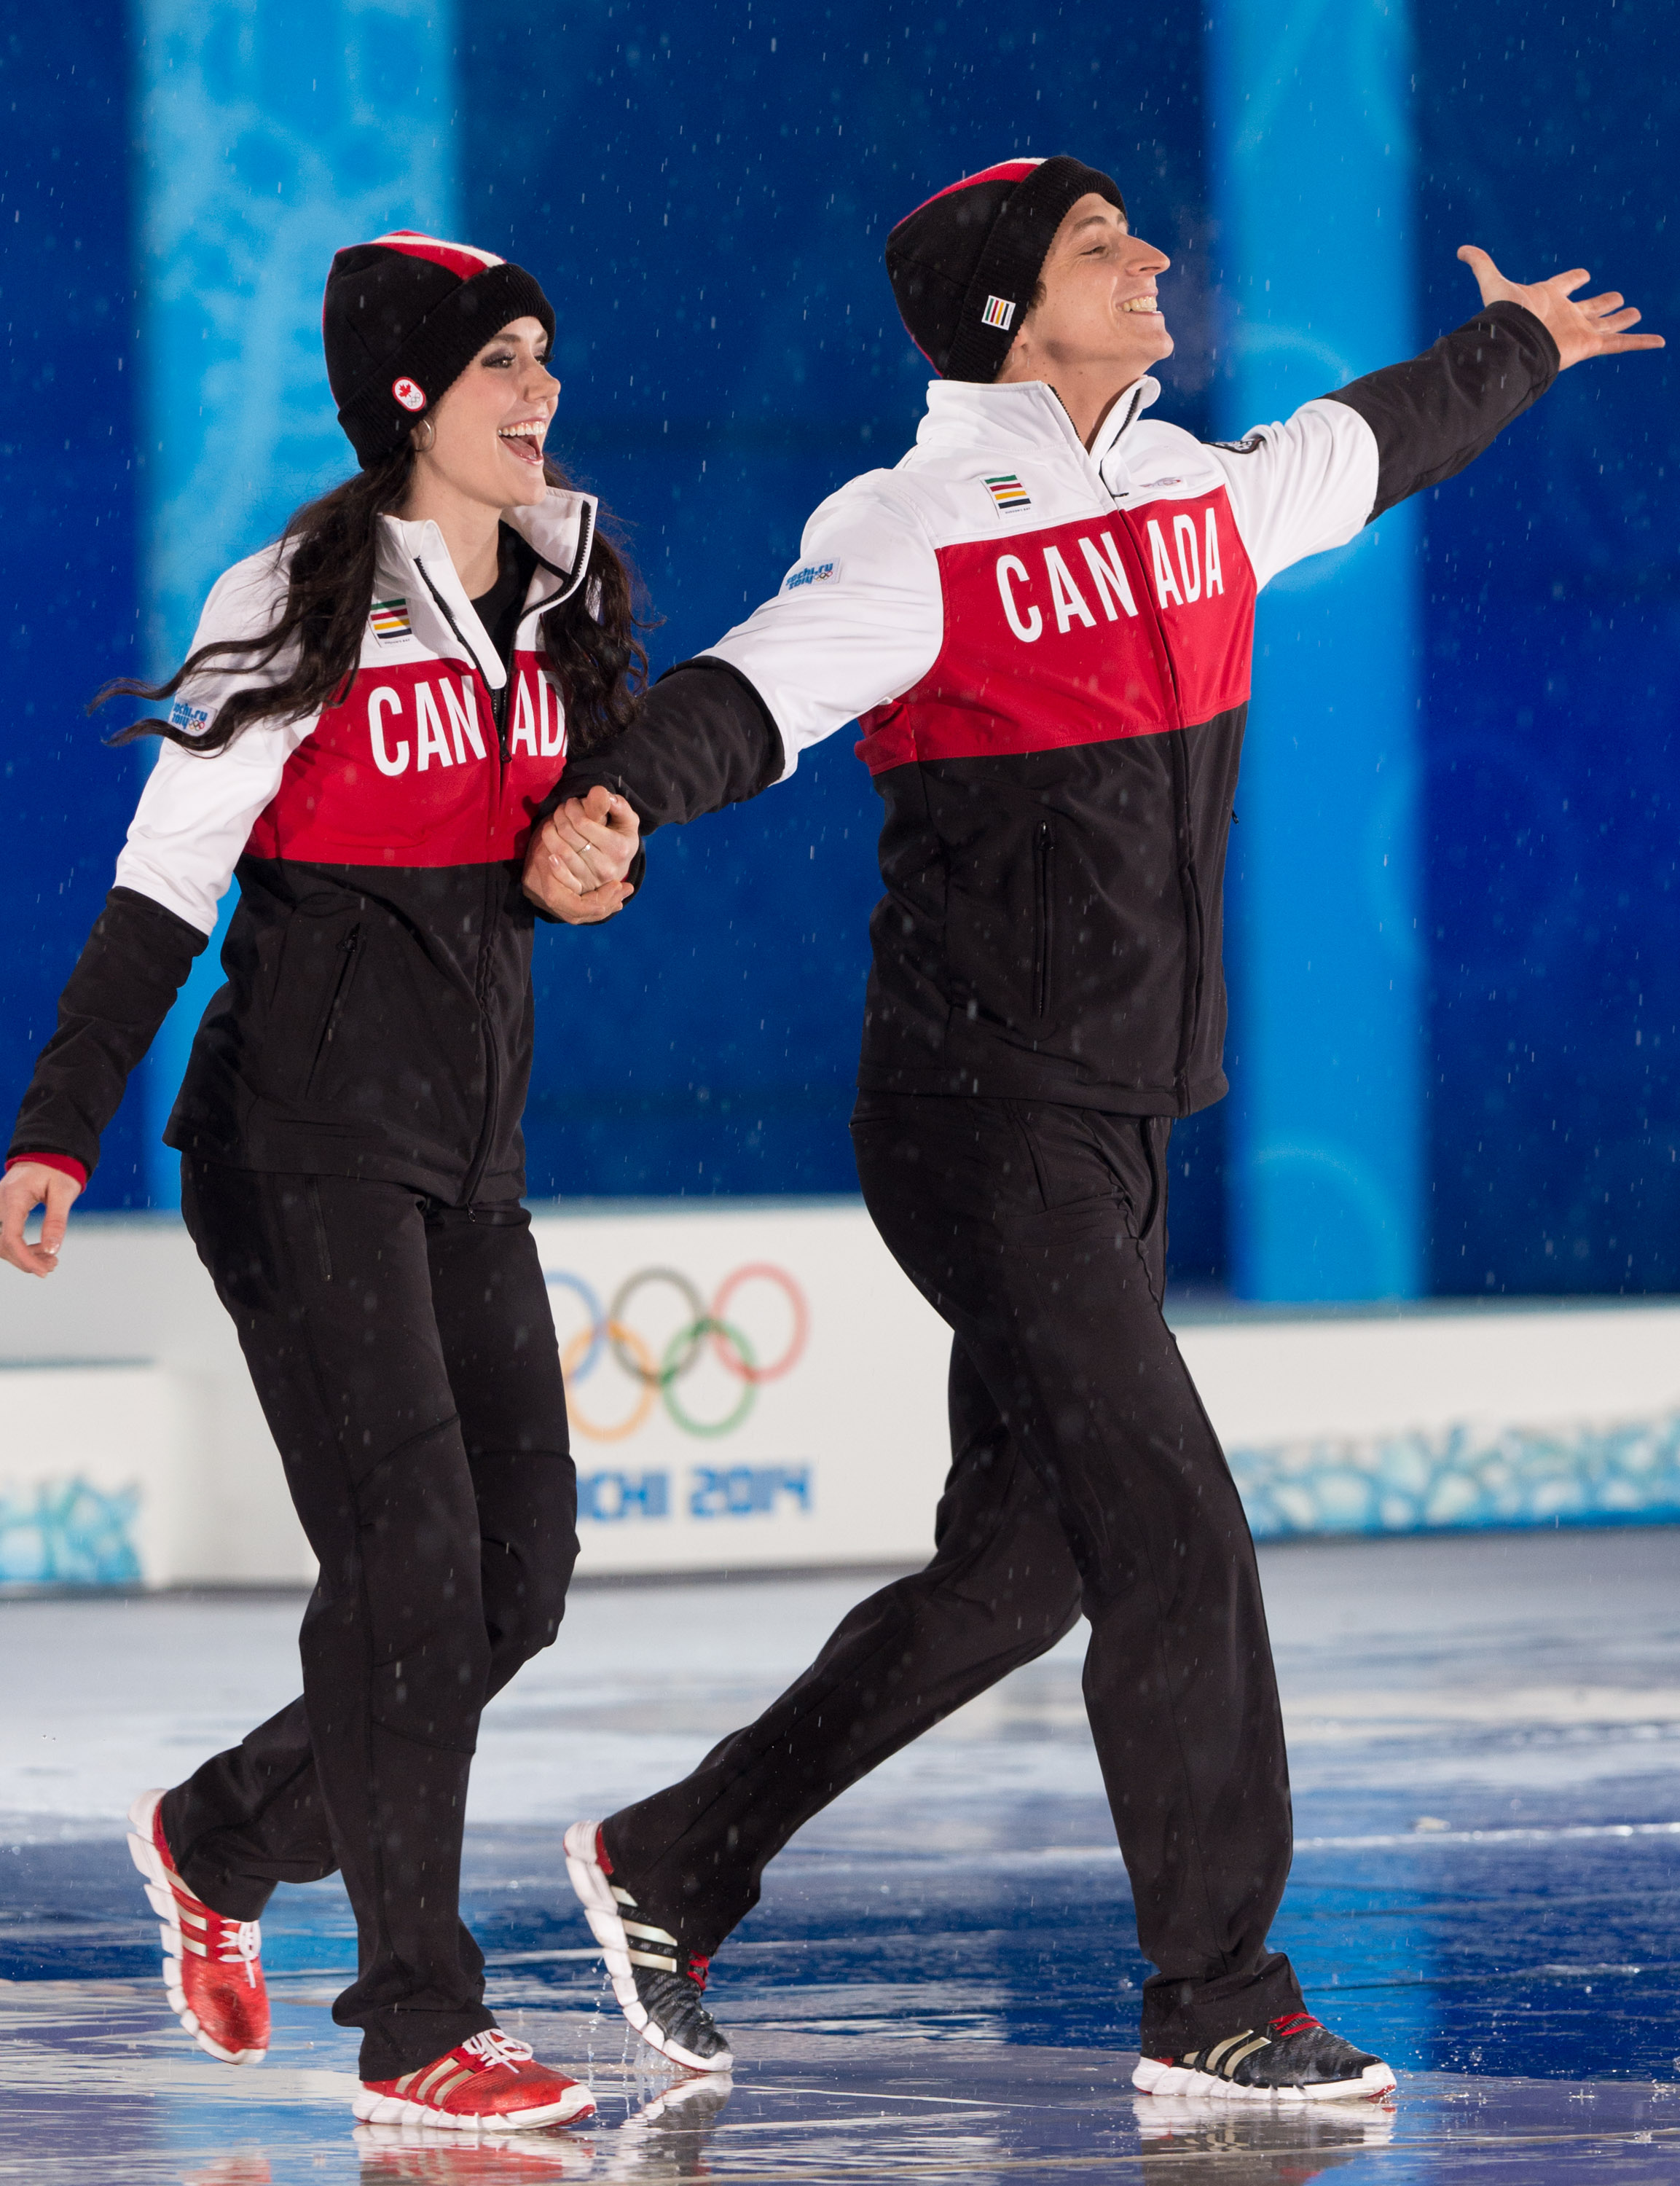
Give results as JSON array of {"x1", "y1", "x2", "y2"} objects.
[{"x1": 5, "y1": 1524, "x2": 1680, "y2": 2180}]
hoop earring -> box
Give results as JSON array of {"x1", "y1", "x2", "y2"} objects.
[{"x1": 412, "y1": 418, "x2": 436, "y2": 453}]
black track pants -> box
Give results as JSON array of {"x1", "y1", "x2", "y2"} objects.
[
  {"x1": 605, "y1": 1094, "x2": 1300, "y2": 2057},
  {"x1": 162, "y1": 1161, "x2": 578, "y2": 2081}
]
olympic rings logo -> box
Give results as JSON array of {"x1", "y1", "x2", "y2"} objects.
[{"x1": 544, "y1": 1264, "x2": 809, "y2": 1443}]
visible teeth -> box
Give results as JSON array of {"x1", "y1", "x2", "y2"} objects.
[
  {"x1": 1123, "y1": 298, "x2": 1158, "y2": 313},
  {"x1": 499, "y1": 423, "x2": 543, "y2": 440}
]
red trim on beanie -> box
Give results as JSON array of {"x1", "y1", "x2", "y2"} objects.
[
  {"x1": 905, "y1": 159, "x2": 1043, "y2": 222},
  {"x1": 6, "y1": 1152, "x2": 88, "y2": 1188},
  {"x1": 366, "y1": 230, "x2": 506, "y2": 282}
]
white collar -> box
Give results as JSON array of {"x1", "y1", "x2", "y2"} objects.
[
  {"x1": 915, "y1": 374, "x2": 1160, "y2": 469},
  {"x1": 501, "y1": 488, "x2": 598, "y2": 587},
  {"x1": 375, "y1": 487, "x2": 597, "y2": 688},
  {"x1": 1087, "y1": 377, "x2": 1159, "y2": 466}
]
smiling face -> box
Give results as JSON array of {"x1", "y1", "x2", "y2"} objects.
[
  {"x1": 996, "y1": 194, "x2": 1172, "y2": 397},
  {"x1": 411, "y1": 315, "x2": 558, "y2": 512}
]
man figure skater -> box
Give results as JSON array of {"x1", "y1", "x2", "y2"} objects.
[{"x1": 527, "y1": 154, "x2": 1660, "y2": 2099}]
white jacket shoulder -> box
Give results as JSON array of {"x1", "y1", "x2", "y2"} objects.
[
  {"x1": 705, "y1": 466, "x2": 943, "y2": 772},
  {"x1": 113, "y1": 540, "x2": 316, "y2": 935},
  {"x1": 1196, "y1": 400, "x2": 1379, "y2": 589},
  {"x1": 194, "y1": 541, "x2": 294, "y2": 645}
]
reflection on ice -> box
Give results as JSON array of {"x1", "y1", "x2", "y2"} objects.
[
  {"x1": 6, "y1": 1530, "x2": 1680, "y2": 2177},
  {"x1": 1134, "y1": 2092, "x2": 1397, "y2": 2182},
  {"x1": 180, "y1": 2162, "x2": 278, "y2": 2186},
  {"x1": 588, "y1": 2072, "x2": 734, "y2": 2182},
  {"x1": 353, "y1": 2122, "x2": 598, "y2": 2179}
]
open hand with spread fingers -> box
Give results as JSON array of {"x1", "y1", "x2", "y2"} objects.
[
  {"x1": 1458, "y1": 246, "x2": 1664, "y2": 370},
  {"x1": 523, "y1": 783, "x2": 642, "y2": 924}
]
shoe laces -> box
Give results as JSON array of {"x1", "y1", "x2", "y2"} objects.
[
  {"x1": 460, "y1": 2029, "x2": 535, "y2": 2071},
  {"x1": 214, "y1": 1915, "x2": 262, "y2": 1988},
  {"x1": 1268, "y1": 2011, "x2": 1325, "y2": 2040}
]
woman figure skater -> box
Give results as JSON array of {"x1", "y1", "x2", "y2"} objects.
[{"x1": 0, "y1": 230, "x2": 641, "y2": 2131}]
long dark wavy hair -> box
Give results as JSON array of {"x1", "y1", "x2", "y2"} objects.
[{"x1": 96, "y1": 446, "x2": 648, "y2": 759}]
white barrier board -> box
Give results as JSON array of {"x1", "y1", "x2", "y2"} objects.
[
  {"x1": 528, "y1": 1202, "x2": 950, "y2": 1573},
  {"x1": 1, "y1": 1201, "x2": 1676, "y2": 1586},
  {"x1": 1182, "y1": 1308, "x2": 1680, "y2": 1537}
]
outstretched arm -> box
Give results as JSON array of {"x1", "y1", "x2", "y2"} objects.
[
  {"x1": 524, "y1": 477, "x2": 943, "y2": 919},
  {"x1": 1456, "y1": 246, "x2": 1663, "y2": 372},
  {"x1": 554, "y1": 657, "x2": 786, "y2": 837},
  {"x1": 522, "y1": 659, "x2": 780, "y2": 919},
  {"x1": 1213, "y1": 246, "x2": 1663, "y2": 584},
  {"x1": 1330, "y1": 246, "x2": 1663, "y2": 522}
]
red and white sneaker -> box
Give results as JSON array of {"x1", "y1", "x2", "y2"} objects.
[
  {"x1": 127, "y1": 1787, "x2": 269, "y2": 2065},
  {"x1": 353, "y1": 2030, "x2": 596, "y2": 2133}
]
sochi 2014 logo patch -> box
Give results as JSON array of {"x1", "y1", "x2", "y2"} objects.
[
  {"x1": 984, "y1": 473, "x2": 1032, "y2": 515},
  {"x1": 370, "y1": 598, "x2": 412, "y2": 645},
  {"x1": 981, "y1": 294, "x2": 1016, "y2": 332},
  {"x1": 392, "y1": 376, "x2": 427, "y2": 412},
  {"x1": 168, "y1": 697, "x2": 211, "y2": 737},
  {"x1": 782, "y1": 560, "x2": 841, "y2": 592}
]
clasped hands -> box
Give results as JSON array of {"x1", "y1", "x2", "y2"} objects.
[{"x1": 523, "y1": 784, "x2": 642, "y2": 924}]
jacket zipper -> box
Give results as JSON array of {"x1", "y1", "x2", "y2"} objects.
[
  {"x1": 1166, "y1": 732, "x2": 1206, "y2": 1101},
  {"x1": 1112, "y1": 514, "x2": 1204, "y2": 1107},
  {"x1": 409, "y1": 531, "x2": 586, "y2": 1201},
  {"x1": 415, "y1": 556, "x2": 511, "y2": 761},
  {"x1": 413, "y1": 549, "x2": 535, "y2": 1199},
  {"x1": 1032, "y1": 820, "x2": 1054, "y2": 1022},
  {"x1": 412, "y1": 513, "x2": 592, "y2": 764}
]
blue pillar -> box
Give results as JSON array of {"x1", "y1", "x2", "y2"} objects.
[
  {"x1": 1207, "y1": 0, "x2": 1424, "y2": 1301},
  {"x1": 134, "y1": 0, "x2": 458, "y2": 1205}
]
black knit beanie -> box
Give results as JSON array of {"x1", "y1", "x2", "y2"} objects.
[
  {"x1": 886, "y1": 156, "x2": 1127, "y2": 383},
  {"x1": 322, "y1": 230, "x2": 557, "y2": 468}
]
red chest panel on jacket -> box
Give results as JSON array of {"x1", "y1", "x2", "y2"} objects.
[
  {"x1": 855, "y1": 487, "x2": 1257, "y2": 774},
  {"x1": 246, "y1": 651, "x2": 566, "y2": 866}
]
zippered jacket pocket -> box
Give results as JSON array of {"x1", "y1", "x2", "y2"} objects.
[
  {"x1": 302, "y1": 925, "x2": 362, "y2": 1097},
  {"x1": 1032, "y1": 822, "x2": 1055, "y2": 1021}
]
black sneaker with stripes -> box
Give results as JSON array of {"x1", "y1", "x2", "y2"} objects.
[
  {"x1": 563, "y1": 1819, "x2": 734, "y2": 2074},
  {"x1": 1133, "y1": 2013, "x2": 1395, "y2": 2103}
]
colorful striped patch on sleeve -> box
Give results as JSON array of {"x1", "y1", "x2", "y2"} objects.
[{"x1": 984, "y1": 474, "x2": 1032, "y2": 514}]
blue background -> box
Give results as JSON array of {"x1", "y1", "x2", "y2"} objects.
[{"x1": 1, "y1": 0, "x2": 1674, "y2": 1297}]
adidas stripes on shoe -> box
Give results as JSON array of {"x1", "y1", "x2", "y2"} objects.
[
  {"x1": 1133, "y1": 2012, "x2": 1396, "y2": 2102},
  {"x1": 126, "y1": 1787, "x2": 270, "y2": 2066},
  {"x1": 353, "y1": 2028, "x2": 596, "y2": 2132},
  {"x1": 562, "y1": 1819, "x2": 734, "y2": 2074}
]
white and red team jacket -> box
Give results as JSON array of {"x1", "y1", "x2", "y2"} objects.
[
  {"x1": 9, "y1": 490, "x2": 597, "y2": 1199},
  {"x1": 566, "y1": 302, "x2": 1558, "y2": 1112}
]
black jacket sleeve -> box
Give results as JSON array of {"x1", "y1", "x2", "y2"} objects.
[
  {"x1": 1325, "y1": 299, "x2": 1561, "y2": 520},
  {"x1": 7, "y1": 887, "x2": 208, "y2": 1180},
  {"x1": 556, "y1": 655, "x2": 785, "y2": 833}
]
